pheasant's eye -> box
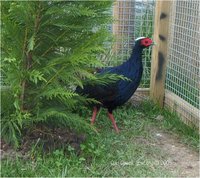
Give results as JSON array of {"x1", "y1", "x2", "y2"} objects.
[{"x1": 145, "y1": 41, "x2": 148, "y2": 44}]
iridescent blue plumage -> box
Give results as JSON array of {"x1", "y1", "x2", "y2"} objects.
[{"x1": 76, "y1": 37, "x2": 153, "y2": 132}]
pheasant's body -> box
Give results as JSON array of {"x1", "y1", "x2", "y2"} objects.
[{"x1": 76, "y1": 37, "x2": 153, "y2": 132}]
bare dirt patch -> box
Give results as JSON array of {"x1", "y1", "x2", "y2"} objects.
[
  {"x1": 0, "y1": 125, "x2": 86, "y2": 160},
  {"x1": 154, "y1": 130, "x2": 199, "y2": 177},
  {"x1": 131, "y1": 95, "x2": 199, "y2": 177},
  {"x1": 136, "y1": 126, "x2": 199, "y2": 177}
]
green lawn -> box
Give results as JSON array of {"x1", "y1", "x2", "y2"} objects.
[{"x1": 1, "y1": 101, "x2": 199, "y2": 177}]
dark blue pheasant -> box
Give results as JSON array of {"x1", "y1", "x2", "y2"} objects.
[{"x1": 77, "y1": 37, "x2": 154, "y2": 132}]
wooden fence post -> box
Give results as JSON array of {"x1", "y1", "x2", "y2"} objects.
[{"x1": 150, "y1": 0, "x2": 171, "y2": 107}]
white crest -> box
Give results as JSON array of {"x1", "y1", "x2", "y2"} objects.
[{"x1": 134, "y1": 37, "x2": 146, "y2": 41}]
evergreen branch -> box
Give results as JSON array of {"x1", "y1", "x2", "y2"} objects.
[
  {"x1": 21, "y1": 27, "x2": 28, "y2": 63},
  {"x1": 37, "y1": 108, "x2": 99, "y2": 134},
  {"x1": 20, "y1": 80, "x2": 25, "y2": 111},
  {"x1": 34, "y1": 2, "x2": 42, "y2": 34},
  {"x1": 41, "y1": 31, "x2": 67, "y2": 57},
  {"x1": 40, "y1": 88, "x2": 78, "y2": 100},
  {"x1": 20, "y1": 27, "x2": 28, "y2": 111},
  {"x1": 43, "y1": 65, "x2": 65, "y2": 88}
]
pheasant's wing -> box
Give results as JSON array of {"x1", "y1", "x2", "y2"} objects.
[
  {"x1": 76, "y1": 83, "x2": 119, "y2": 103},
  {"x1": 76, "y1": 66, "x2": 123, "y2": 103}
]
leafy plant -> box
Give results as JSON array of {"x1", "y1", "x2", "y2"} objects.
[{"x1": 1, "y1": 1, "x2": 114, "y2": 146}]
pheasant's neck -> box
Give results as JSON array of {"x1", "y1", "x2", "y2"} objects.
[{"x1": 129, "y1": 47, "x2": 143, "y2": 65}]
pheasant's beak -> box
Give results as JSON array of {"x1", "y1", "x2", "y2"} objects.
[{"x1": 151, "y1": 41, "x2": 157, "y2": 46}]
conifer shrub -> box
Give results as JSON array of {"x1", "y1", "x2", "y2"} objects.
[{"x1": 1, "y1": 1, "x2": 114, "y2": 146}]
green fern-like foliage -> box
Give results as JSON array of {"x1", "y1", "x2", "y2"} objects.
[{"x1": 1, "y1": 1, "x2": 114, "y2": 146}]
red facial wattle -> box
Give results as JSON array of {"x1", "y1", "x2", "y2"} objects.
[{"x1": 140, "y1": 38, "x2": 153, "y2": 47}]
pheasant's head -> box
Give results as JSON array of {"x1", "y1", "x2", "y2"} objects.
[{"x1": 135, "y1": 37, "x2": 155, "y2": 48}]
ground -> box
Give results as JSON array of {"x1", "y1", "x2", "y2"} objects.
[
  {"x1": 1, "y1": 97, "x2": 199, "y2": 177},
  {"x1": 136, "y1": 125, "x2": 199, "y2": 177}
]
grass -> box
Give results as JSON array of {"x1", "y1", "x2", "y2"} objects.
[{"x1": 1, "y1": 100, "x2": 199, "y2": 177}]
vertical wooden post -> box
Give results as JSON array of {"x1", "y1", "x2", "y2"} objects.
[
  {"x1": 150, "y1": 0, "x2": 171, "y2": 107},
  {"x1": 112, "y1": 1, "x2": 119, "y2": 38},
  {"x1": 112, "y1": 1, "x2": 120, "y2": 54}
]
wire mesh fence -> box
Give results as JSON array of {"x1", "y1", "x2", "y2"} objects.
[
  {"x1": 166, "y1": 0, "x2": 199, "y2": 108},
  {"x1": 110, "y1": 0, "x2": 155, "y2": 88},
  {"x1": 165, "y1": 0, "x2": 199, "y2": 125}
]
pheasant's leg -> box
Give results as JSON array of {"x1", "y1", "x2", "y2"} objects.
[
  {"x1": 91, "y1": 107, "x2": 99, "y2": 125},
  {"x1": 107, "y1": 112, "x2": 119, "y2": 133}
]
